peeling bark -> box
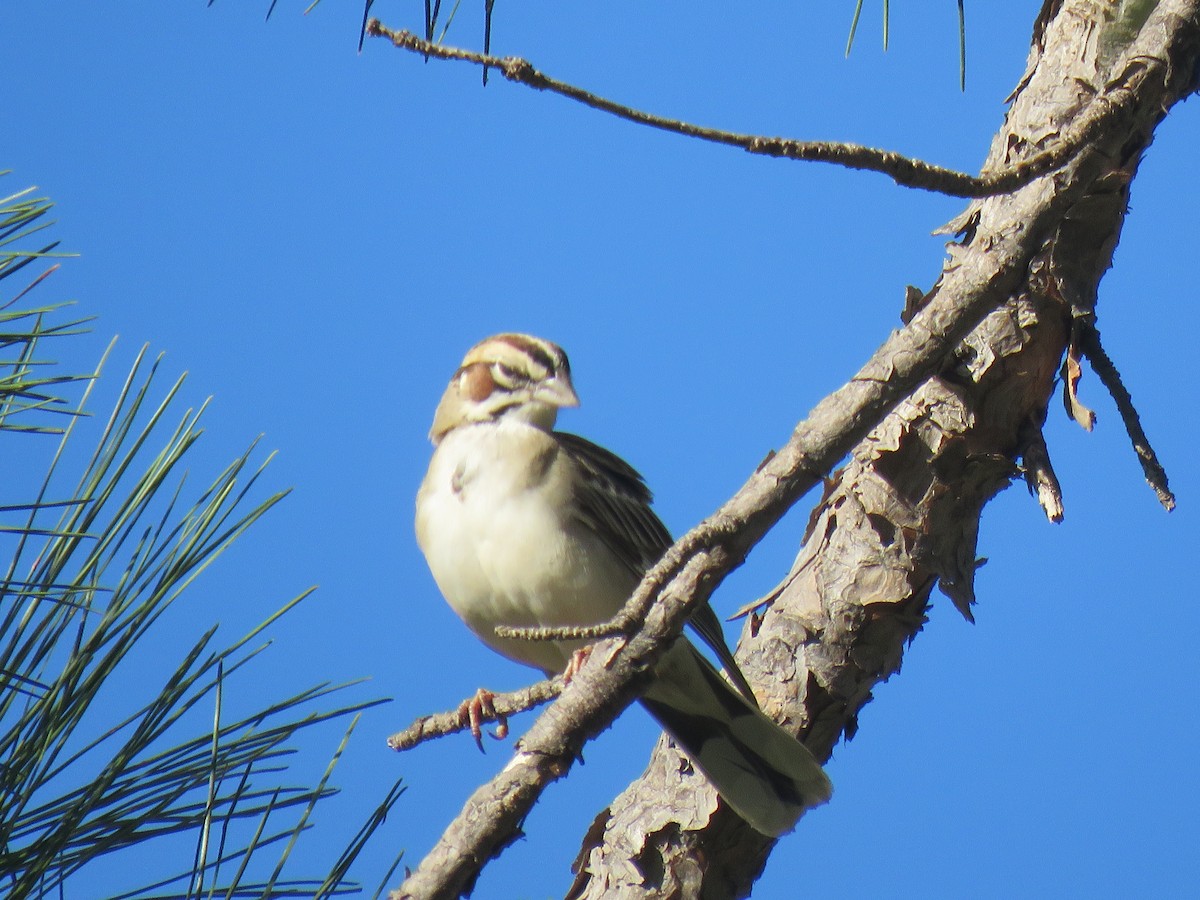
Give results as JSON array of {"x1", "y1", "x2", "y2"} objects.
[{"x1": 566, "y1": 3, "x2": 1200, "y2": 897}]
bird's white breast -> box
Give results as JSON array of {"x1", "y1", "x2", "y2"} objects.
[{"x1": 416, "y1": 421, "x2": 632, "y2": 674}]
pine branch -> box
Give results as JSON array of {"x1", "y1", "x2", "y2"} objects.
[
  {"x1": 364, "y1": 21, "x2": 1141, "y2": 199},
  {"x1": 390, "y1": 2, "x2": 1200, "y2": 895}
]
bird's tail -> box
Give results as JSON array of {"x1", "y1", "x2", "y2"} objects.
[{"x1": 640, "y1": 641, "x2": 832, "y2": 837}]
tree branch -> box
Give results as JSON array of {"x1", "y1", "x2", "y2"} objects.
[
  {"x1": 1019, "y1": 418, "x2": 1066, "y2": 523},
  {"x1": 365, "y1": 20, "x2": 1144, "y2": 199},
  {"x1": 493, "y1": 621, "x2": 627, "y2": 642},
  {"x1": 389, "y1": 2, "x2": 1200, "y2": 897},
  {"x1": 568, "y1": 1, "x2": 1199, "y2": 896},
  {"x1": 390, "y1": 55, "x2": 1156, "y2": 900},
  {"x1": 387, "y1": 678, "x2": 563, "y2": 752},
  {"x1": 1076, "y1": 318, "x2": 1176, "y2": 510}
]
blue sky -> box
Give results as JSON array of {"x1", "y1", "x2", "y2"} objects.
[{"x1": 4, "y1": 2, "x2": 1199, "y2": 896}]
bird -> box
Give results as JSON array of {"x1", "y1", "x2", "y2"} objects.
[{"x1": 414, "y1": 332, "x2": 832, "y2": 836}]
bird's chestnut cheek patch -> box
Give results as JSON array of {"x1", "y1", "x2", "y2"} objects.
[{"x1": 461, "y1": 363, "x2": 498, "y2": 403}]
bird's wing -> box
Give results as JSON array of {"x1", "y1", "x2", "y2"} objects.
[{"x1": 555, "y1": 431, "x2": 756, "y2": 703}]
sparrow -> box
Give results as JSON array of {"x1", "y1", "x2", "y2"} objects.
[{"x1": 415, "y1": 333, "x2": 831, "y2": 836}]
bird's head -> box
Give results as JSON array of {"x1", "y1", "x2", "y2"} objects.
[{"x1": 429, "y1": 333, "x2": 579, "y2": 443}]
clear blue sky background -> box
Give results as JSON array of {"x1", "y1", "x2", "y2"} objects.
[{"x1": 4, "y1": 2, "x2": 1199, "y2": 897}]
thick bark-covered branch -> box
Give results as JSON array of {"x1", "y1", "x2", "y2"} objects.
[
  {"x1": 384, "y1": 3, "x2": 1200, "y2": 897},
  {"x1": 566, "y1": 2, "x2": 1199, "y2": 897},
  {"x1": 393, "y1": 4, "x2": 1199, "y2": 897},
  {"x1": 392, "y1": 215, "x2": 1048, "y2": 896}
]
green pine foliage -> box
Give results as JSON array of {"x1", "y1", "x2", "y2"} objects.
[
  {"x1": 0, "y1": 176, "x2": 400, "y2": 898},
  {"x1": 846, "y1": 1, "x2": 968, "y2": 89}
]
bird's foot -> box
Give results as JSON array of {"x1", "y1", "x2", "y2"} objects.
[
  {"x1": 562, "y1": 646, "x2": 594, "y2": 684},
  {"x1": 456, "y1": 687, "x2": 509, "y2": 751}
]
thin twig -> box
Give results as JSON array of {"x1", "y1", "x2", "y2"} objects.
[
  {"x1": 494, "y1": 620, "x2": 630, "y2": 642},
  {"x1": 364, "y1": 21, "x2": 1137, "y2": 200},
  {"x1": 1019, "y1": 418, "x2": 1065, "y2": 522},
  {"x1": 388, "y1": 677, "x2": 564, "y2": 752},
  {"x1": 1076, "y1": 320, "x2": 1176, "y2": 510}
]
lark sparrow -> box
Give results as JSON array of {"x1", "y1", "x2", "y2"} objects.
[{"x1": 415, "y1": 333, "x2": 831, "y2": 836}]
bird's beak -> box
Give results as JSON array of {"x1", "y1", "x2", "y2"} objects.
[{"x1": 535, "y1": 373, "x2": 580, "y2": 409}]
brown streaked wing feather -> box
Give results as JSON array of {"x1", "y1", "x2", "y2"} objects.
[
  {"x1": 555, "y1": 431, "x2": 757, "y2": 704},
  {"x1": 555, "y1": 431, "x2": 670, "y2": 573}
]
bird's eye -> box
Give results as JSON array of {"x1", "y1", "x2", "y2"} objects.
[{"x1": 492, "y1": 363, "x2": 528, "y2": 387}]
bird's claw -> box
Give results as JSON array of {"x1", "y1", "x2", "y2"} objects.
[
  {"x1": 563, "y1": 646, "x2": 594, "y2": 684},
  {"x1": 457, "y1": 688, "x2": 509, "y2": 751}
]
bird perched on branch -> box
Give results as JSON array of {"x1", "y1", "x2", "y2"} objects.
[{"x1": 415, "y1": 332, "x2": 831, "y2": 836}]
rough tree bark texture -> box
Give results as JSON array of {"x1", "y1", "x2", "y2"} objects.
[{"x1": 567, "y1": 3, "x2": 1199, "y2": 898}]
